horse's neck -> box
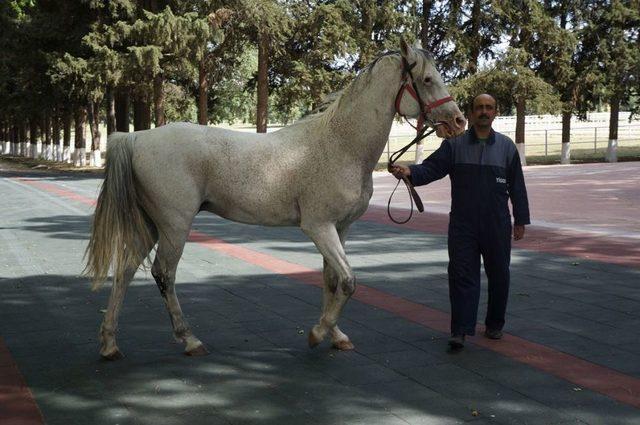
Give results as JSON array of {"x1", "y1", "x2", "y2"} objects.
[{"x1": 327, "y1": 57, "x2": 401, "y2": 170}]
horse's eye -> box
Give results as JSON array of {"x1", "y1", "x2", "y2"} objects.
[{"x1": 424, "y1": 77, "x2": 432, "y2": 84}]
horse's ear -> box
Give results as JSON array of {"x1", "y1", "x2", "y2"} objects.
[
  {"x1": 413, "y1": 39, "x2": 423, "y2": 50},
  {"x1": 400, "y1": 37, "x2": 410, "y2": 58},
  {"x1": 400, "y1": 37, "x2": 418, "y2": 63}
]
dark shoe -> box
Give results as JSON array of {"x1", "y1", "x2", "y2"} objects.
[
  {"x1": 448, "y1": 334, "x2": 465, "y2": 349},
  {"x1": 484, "y1": 328, "x2": 503, "y2": 340}
]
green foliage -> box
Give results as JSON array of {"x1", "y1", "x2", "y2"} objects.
[
  {"x1": 452, "y1": 48, "x2": 561, "y2": 116},
  {"x1": 163, "y1": 82, "x2": 197, "y2": 122},
  {"x1": 208, "y1": 47, "x2": 257, "y2": 124},
  {"x1": 0, "y1": 0, "x2": 637, "y2": 134}
]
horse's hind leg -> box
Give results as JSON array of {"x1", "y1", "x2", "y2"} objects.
[
  {"x1": 101, "y1": 229, "x2": 158, "y2": 360},
  {"x1": 152, "y1": 230, "x2": 208, "y2": 356},
  {"x1": 100, "y1": 267, "x2": 138, "y2": 360}
]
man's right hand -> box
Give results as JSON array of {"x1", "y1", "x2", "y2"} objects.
[{"x1": 388, "y1": 164, "x2": 411, "y2": 179}]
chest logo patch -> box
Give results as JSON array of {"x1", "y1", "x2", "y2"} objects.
[{"x1": 496, "y1": 177, "x2": 506, "y2": 184}]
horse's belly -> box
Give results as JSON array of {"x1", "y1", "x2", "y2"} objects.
[{"x1": 201, "y1": 198, "x2": 301, "y2": 227}]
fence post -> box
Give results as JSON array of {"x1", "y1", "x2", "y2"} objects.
[
  {"x1": 594, "y1": 127, "x2": 597, "y2": 153},
  {"x1": 386, "y1": 139, "x2": 390, "y2": 163},
  {"x1": 545, "y1": 130, "x2": 548, "y2": 156}
]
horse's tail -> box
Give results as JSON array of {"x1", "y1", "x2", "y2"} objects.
[{"x1": 84, "y1": 132, "x2": 154, "y2": 291}]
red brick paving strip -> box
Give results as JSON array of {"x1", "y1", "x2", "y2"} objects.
[
  {"x1": 361, "y1": 205, "x2": 640, "y2": 269},
  {"x1": 0, "y1": 338, "x2": 45, "y2": 425}
]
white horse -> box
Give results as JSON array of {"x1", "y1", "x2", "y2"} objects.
[{"x1": 86, "y1": 39, "x2": 466, "y2": 360}]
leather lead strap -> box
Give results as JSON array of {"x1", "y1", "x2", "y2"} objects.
[{"x1": 387, "y1": 127, "x2": 436, "y2": 224}]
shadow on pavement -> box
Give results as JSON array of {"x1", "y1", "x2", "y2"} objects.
[{"x1": 2, "y1": 272, "x2": 640, "y2": 425}]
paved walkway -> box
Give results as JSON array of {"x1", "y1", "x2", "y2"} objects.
[{"x1": 1, "y1": 160, "x2": 639, "y2": 425}]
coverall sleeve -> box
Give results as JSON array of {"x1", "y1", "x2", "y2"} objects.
[
  {"x1": 507, "y1": 152, "x2": 530, "y2": 225},
  {"x1": 407, "y1": 140, "x2": 453, "y2": 186}
]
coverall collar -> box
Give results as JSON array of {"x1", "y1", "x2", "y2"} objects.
[{"x1": 469, "y1": 126, "x2": 496, "y2": 145}]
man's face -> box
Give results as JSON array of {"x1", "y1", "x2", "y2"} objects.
[{"x1": 471, "y1": 95, "x2": 497, "y2": 128}]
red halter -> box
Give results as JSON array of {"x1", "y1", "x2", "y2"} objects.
[{"x1": 394, "y1": 58, "x2": 454, "y2": 123}]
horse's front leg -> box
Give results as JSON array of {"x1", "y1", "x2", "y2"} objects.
[
  {"x1": 322, "y1": 260, "x2": 355, "y2": 350},
  {"x1": 301, "y1": 222, "x2": 355, "y2": 350}
]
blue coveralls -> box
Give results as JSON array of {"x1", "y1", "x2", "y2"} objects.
[{"x1": 409, "y1": 127, "x2": 530, "y2": 336}]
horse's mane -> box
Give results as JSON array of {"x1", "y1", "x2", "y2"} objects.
[{"x1": 294, "y1": 48, "x2": 434, "y2": 126}]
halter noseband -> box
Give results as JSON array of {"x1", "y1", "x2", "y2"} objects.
[{"x1": 394, "y1": 57, "x2": 454, "y2": 124}]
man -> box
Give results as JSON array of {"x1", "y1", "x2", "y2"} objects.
[{"x1": 389, "y1": 94, "x2": 530, "y2": 350}]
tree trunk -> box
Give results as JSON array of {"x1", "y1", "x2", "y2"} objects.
[
  {"x1": 19, "y1": 122, "x2": 27, "y2": 156},
  {"x1": 52, "y1": 113, "x2": 61, "y2": 161},
  {"x1": 561, "y1": 108, "x2": 571, "y2": 164},
  {"x1": 29, "y1": 117, "x2": 39, "y2": 158},
  {"x1": 414, "y1": 117, "x2": 426, "y2": 164},
  {"x1": 515, "y1": 97, "x2": 526, "y2": 165},
  {"x1": 134, "y1": 94, "x2": 152, "y2": 131},
  {"x1": 607, "y1": 93, "x2": 619, "y2": 162},
  {"x1": 11, "y1": 124, "x2": 18, "y2": 155},
  {"x1": 63, "y1": 110, "x2": 72, "y2": 163},
  {"x1": 1, "y1": 121, "x2": 8, "y2": 154},
  {"x1": 115, "y1": 87, "x2": 130, "y2": 132},
  {"x1": 355, "y1": 4, "x2": 376, "y2": 70},
  {"x1": 419, "y1": 0, "x2": 433, "y2": 47},
  {"x1": 88, "y1": 100, "x2": 102, "y2": 166},
  {"x1": 198, "y1": 60, "x2": 209, "y2": 125},
  {"x1": 74, "y1": 107, "x2": 87, "y2": 166},
  {"x1": 153, "y1": 73, "x2": 166, "y2": 127},
  {"x1": 468, "y1": 0, "x2": 482, "y2": 75},
  {"x1": 42, "y1": 113, "x2": 52, "y2": 160},
  {"x1": 106, "y1": 85, "x2": 116, "y2": 135},
  {"x1": 256, "y1": 32, "x2": 269, "y2": 133},
  {"x1": 414, "y1": 0, "x2": 433, "y2": 164}
]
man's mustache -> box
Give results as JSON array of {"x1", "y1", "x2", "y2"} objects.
[{"x1": 479, "y1": 114, "x2": 489, "y2": 119}]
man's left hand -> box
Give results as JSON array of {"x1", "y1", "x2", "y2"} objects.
[{"x1": 513, "y1": 225, "x2": 525, "y2": 241}]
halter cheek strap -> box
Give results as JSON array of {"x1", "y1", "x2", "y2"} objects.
[{"x1": 394, "y1": 58, "x2": 454, "y2": 121}]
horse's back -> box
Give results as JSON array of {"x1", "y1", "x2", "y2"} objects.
[{"x1": 128, "y1": 122, "x2": 304, "y2": 226}]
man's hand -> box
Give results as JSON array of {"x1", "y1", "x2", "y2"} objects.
[
  {"x1": 513, "y1": 224, "x2": 525, "y2": 241},
  {"x1": 388, "y1": 164, "x2": 411, "y2": 179}
]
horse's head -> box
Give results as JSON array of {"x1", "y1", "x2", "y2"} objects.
[{"x1": 397, "y1": 39, "x2": 466, "y2": 138}]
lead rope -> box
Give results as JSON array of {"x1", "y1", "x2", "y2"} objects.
[{"x1": 387, "y1": 125, "x2": 437, "y2": 224}]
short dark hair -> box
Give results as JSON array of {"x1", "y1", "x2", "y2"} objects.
[{"x1": 472, "y1": 94, "x2": 498, "y2": 111}]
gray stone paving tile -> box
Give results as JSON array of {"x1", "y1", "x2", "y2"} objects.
[
  {"x1": 331, "y1": 414, "x2": 413, "y2": 425},
  {"x1": 355, "y1": 316, "x2": 444, "y2": 343},
  {"x1": 409, "y1": 364, "x2": 578, "y2": 425},
  {"x1": 343, "y1": 300, "x2": 400, "y2": 320},
  {"x1": 573, "y1": 326, "x2": 634, "y2": 346},
  {"x1": 614, "y1": 339, "x2": 640, "y2": 354},
  {"x1": 295, "y1": 346, "x2": 377, "y2": 367},
  {"x1": 563, "y1": 306, "x2": 638, "y2": 326},
  {"x1": 368, "y1": 348, "x2": 444, "y2": 371},
  {"x1": 586, "y1": 351, "x2": 640, "y2": 376},
  {"x1": 324, "y1": 362, "x2": 407, "y2": 386}
]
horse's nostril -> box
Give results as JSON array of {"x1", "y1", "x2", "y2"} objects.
[{"x1": 455, "y1": 116, "x2": 466, "y2": 129}]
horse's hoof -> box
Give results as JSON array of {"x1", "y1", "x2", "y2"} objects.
[
  {"x1": 308, "y1": 330, "x2": 322, "y2": 348},
  {"x1": 332, "y1": 340, "x2": 355, "y2": 351},
  {"x1": 185, "y1": 344, "x2": 209, "y2": 357},
  {"x1": 100, "y1": 349, "x2": 124, "y2": 361}
]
